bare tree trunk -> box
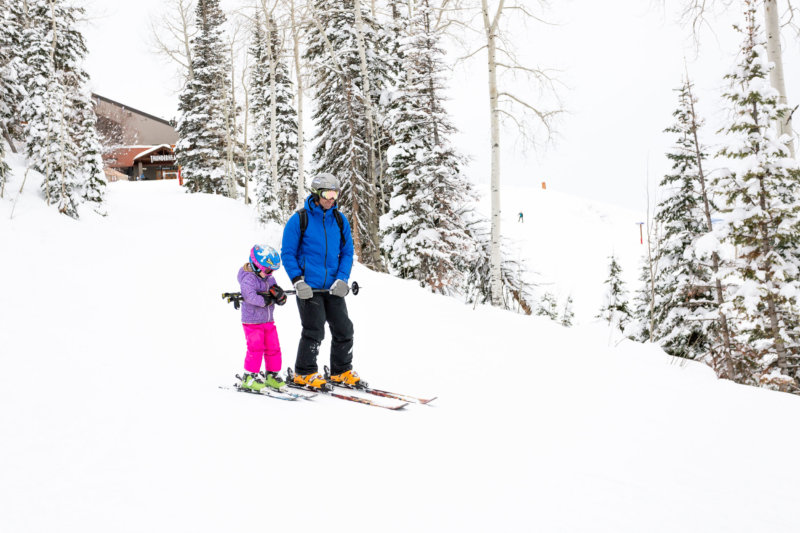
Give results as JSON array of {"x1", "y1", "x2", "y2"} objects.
[
  {"x1": 2, "y1": 125, "x2": 17, "y2": 154},
  {"x1": 180, "y1": 0, "x2": 195, "y2": 81},
  {"x1": 764, "y1": 0, "x2": 794, "y2": 157},
  {"x1": 241, "y1": 51, "x2": 251, "y2": 204},
  {"x1": 225, "y1": 41, "x2": 238, "y2": 199},
  {"x1": 644, "y1": 176, "x2": 658, "y2": 343},
  {"x1": 259, "y1": 2, "x2": 279, "y2": 205},
  {"x1": 481, "y1": 0, "x2": 505, "y2": 306},
  {"x1": 150, "y1": 0, "x2": 196, "y2": 82},
  {"x1": 46, "y1": 0, "x2": 57, "y2": 206},
  {"x1": 290, "y1": 0, "x2": 305, "y2": 207}
]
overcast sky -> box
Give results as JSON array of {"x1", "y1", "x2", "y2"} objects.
[{"x1": 81, "y1": 0, "x2": 800, "y2": 211}]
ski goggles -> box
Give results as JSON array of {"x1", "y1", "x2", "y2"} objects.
[
  {"x1": 319, "y1": 189, "x2": 339, "y2": 201},
  {"x1": 251, "y1": 262, "x2": 273, "y2": 275}
]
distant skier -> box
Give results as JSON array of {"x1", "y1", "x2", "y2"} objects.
[
  {"x1": 281, "y1": 173, "x2": 360, "y2": 391},
  {"x1": 235, "y1": 244, "x2": 289, "y2": 392},
  {"x1": 518, "y1": 211, "x2": 524, "y2": 223}
]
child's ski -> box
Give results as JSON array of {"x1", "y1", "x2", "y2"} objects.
[
  {"x1": 219, "y1": 385, "x2": 300, "y2": 401},
  {"x1": 221, "y1": 379, "x2": 317, "y2": 401}
]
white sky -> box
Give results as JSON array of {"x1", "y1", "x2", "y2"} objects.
[{"x1": 81, "y1": 0, "x2": 800, "y2": 211}]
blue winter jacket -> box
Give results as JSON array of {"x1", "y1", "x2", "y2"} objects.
[{"x1": 281, "y1": 195, "x2": 354, "y2": 290}]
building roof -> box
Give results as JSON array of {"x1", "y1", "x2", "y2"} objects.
[
  {"x1": 133, "y1": 144, "x2": 174, "y2": 161},
  {"x1": 92, "y1": 93, "x2": 174, "y2": 127}
]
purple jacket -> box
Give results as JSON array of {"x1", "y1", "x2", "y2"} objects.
[{"x1": 237, "y1": 266, "x2": 277, "y2": 324}]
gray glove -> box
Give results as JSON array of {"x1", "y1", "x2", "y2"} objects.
[
  {"x1": 294, "y1": 279, "x2": 313, "y2": 300},
  {"x1": 330, "y1": 279, "x2": 349, "y2": 297}
]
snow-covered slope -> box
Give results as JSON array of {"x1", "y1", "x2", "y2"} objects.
[
  {"x1": 1, "y1": 171, "x2": 799, "y2": 533},
  {"x1": 487, "y1": 185, "x2": 646, "y2": 322}
]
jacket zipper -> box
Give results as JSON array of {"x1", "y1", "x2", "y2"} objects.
[{"x1": 322, "y1": 210, "x2": 328, "y2": 288}]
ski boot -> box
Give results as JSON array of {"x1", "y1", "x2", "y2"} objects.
[
  {"x1": 292, "y1": 371, "x2": 331, "y2": 391},
  {"x1": 327, "y1": 368, "x2": 367, "y2": 389},
  {"x1": 260, "y1": 371, "x2": 287, "y2": 391},
  {"x1": 239, "y1": 372, "x2": 267, "y2": 392}
]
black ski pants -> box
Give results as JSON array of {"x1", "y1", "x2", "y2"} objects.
[{"x1": 294, "y1": 292, "x2": 354, "y2": 376}]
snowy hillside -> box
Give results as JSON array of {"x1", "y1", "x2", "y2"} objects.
[
  {"x1": 2, "y1": 167, "x2": 799, "y2": 532},
  {"x1": 486, "y1": 185, "x2": 646, "y2": 322}
]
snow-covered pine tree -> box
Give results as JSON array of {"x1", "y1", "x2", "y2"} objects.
[
  {"x1": 648, "y1": 77, "x2": 717, "y2": 360},
  {"x1": 598, "y1": 253, "x2": 632, "y2": 333},
  {"x1": 561, "y1": 295, "x2": 575, "y2": 327},
  {"x1": 0, "y1": 1, "x2": 25, "y2": 193},
  {"x1": 305, "y1": 0, "x2": 393, "y2": 269},
  {"x1": 536, "y1": 292, "x2": 558, "y2": 320},
  {"x1": 380, "y1": 0, "x2": 475, "y2": 293},
  {"x1": 19, "y1": 0, "x2": 105, "y2": 218},
  {"x1": 72, "y1": 89, "x2": 106, "y2": 210},
  {"x1": 248, "y1": 15, "x2": 279, "y2": 221},
  {"x1": 249, "y1": 13, "x2": 299, "y2": 223},
  {"x1": 713, "y1": 1, "x2": 800, "y2": 393},
  {"x1": 176, "y1": 0, "x2": 233, "y2": 195}
]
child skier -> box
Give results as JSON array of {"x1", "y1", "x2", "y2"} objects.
[{"x1": 237, "y1": 244, "x2": 289, "y2": 392}]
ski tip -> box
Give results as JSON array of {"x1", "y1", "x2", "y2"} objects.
[
  {"x1": 392, "y1": 402, "x2": 410, "y2": 411},
  {"x1": 419, "y1": 397, "x2": 438, "y2": 405}
]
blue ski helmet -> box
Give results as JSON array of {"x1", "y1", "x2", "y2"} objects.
[{"x1": 249, "y1": 244, "x2": 281, "y2": 273}]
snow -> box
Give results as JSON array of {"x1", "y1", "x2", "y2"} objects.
[{"x1": 1, "y1": 160, "x2": 800, "y2": 532}]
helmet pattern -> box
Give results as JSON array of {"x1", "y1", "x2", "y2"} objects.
[{"x1": 249, "y1": 244, "x2": 281, "y2": 273}]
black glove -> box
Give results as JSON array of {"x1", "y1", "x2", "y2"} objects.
[
  {"x1": 269, "y1": 284, "x2": 287, "y2": 306},
  {"x1": 259, "y1": 292, "x2": 275, "y2": 306}
]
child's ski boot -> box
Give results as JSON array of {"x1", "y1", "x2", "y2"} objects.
[
  {"x1": 239, "y1": 372, "x2": 267, "y2": 392},
  {"x1": 261, "y1": 371, "x2": 287, "y2": 391}
]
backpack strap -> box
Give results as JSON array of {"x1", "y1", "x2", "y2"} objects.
[
  {"x1": 296, "y1": 207, "x2": 345, "y2": 247},
  {"x1": 333, "y1": 209, "x2": 345, "y2": 245},
  {"x1": 297, "y1": 208, "x2": 308, "y2": 245}
]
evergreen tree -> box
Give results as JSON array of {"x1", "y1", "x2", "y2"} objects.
[
  {"x1": 305, "y1": 0, "x2": 393, "y2": 268},
  {"x1": 0, "y1": 1, "x2": 24, "y2": 192},
  {"x1": 73, "y1": 89, "x2": 106, "y2": 210},
  {"x1": 380, "y1": 0, "x2": 475, "y2": 293},
  {"x1": 536, "y1": 292, "x2": 558, "y2": 320},
  {"x1": 713, "y1": 1, "x2": 800, "y2": 392},
  {"x1": 598, "y1": 254, "x2": 632, "y2": 333},
  {"x1": 19, "y1": 0, "x2": 105, "y2": 218},
  {"x1": 649, "y1": 77, "x2": 717, "y2": 359},
  {"x1": 561, "y1": 295, "x2": 575, "y2": 327},
  {"x1": 249, "y1": 14, "x2": 299, "y2": 223},
  {"x1": 176, "y1": 0, "x2": 233, "y2": 195}
]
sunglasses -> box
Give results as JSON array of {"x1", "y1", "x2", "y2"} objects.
[{"x1": 319, "y1": 189, "x2": 339, "y2": 201}]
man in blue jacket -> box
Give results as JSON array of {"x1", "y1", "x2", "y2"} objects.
[{"x1": 281, "y1": 173, "x2": 360, "y2": 390}]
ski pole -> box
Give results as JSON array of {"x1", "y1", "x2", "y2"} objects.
[
  {"x1": 283, "y1": 281, "x2": 361, "y2": 296},
  {"x1": 221, "y1": 281, "x2": 361, "y2": 308}
]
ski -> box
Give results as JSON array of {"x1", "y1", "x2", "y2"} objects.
[
  {"x1": 286, "y1": 368, "x2": 408, "y2": 410},
  {"x1": 323, "y1": 366, "x2": 436, "y2": 405},
  {"x1": 219, "y1": 384, "x2": 301, "y2": 402}
]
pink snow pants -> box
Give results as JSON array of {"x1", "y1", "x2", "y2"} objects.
[{"x1": 242, "y1": 322, "x2": 282, "y2": 373}]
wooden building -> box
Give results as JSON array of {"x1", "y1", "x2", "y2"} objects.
[
  {"x1": 93, "y1": 94, "x2": 180, "y2": 182},
  {"x1": 103, "y1": 144, "x2": 179, "y2": 181}
]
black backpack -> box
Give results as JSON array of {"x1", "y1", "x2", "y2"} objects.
[{"x1": 297, "y1": 207, "x2": 345, "y2": 247}]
